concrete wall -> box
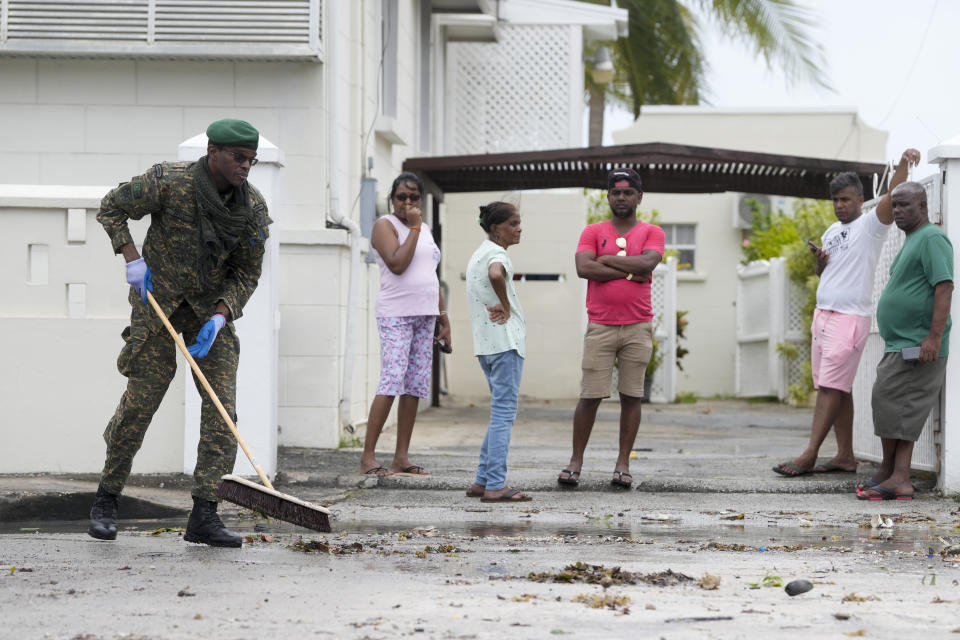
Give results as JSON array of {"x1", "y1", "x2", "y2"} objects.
[
  {"x1": 612, "y1": 107, "x2": 887, "y2": 396},
  {"x1": 443, "y1": 191, "x2": 587, "y2": 401},
  {"x1": 0, "y1": 205, "x2": 184, "y2": 473}
]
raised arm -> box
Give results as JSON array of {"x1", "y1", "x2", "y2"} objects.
[
  {"x1": 876, "y1": 148, "x2": 921, "y2": 224},
  {"x1": 371, "y1": 213, "x2": 422, "y2": 275}
]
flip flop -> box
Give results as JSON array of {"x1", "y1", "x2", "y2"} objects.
[
  {"x1": 772, "y1": 461, "x2": 813, "y2": 477},
  {"x1": 362, "y1": 466, "x2": 392, "y2": 476},
  {"x1": 611, "y1": 471, "x2": 633, "y2": 488},
  {"x1": 856, "y1": 485, "x2": 913, "y2": 501},
  {"x1": 393, "y1": 465, "x2": 431, "y2": 477},
  {"x1": 856, "y1": 479, "x2": 880, "y2": 497},
  {"x1": 480, "y1": 488, "x2": 532, "y2": 503},
  {"x1": 557, "y1": 469, "x2": 580, "y2": 486},
  {"x1": 812, "y1": 463, "x2": 857, "y2": 474}
]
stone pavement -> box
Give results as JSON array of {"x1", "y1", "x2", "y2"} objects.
[{"x1": 0, "y1": 397, "x2": 937, "y2": 523}]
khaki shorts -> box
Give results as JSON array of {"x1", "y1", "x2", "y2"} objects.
[
  {"x1": 872, "y1": 351, "x2": 947, "y2": 441},
  {"x1": 580, "y1": 322, "x2": 653, "y2": 399}
]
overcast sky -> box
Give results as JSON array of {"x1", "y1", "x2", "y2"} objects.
[{"x1": 604, "y1": 0, "x2": 959, "y2": 178}]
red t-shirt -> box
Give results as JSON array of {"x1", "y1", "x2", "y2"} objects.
[{"x1": 576, "y1": 220, "x2": 665, "y2": 324}]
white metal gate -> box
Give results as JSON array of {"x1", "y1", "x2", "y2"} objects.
[
  {"x1": 852, "y1": 175, "x2": 942, "y2": 471},
  {"x1": 735, "y1": 258, "x2": 807, "y2": 399}
]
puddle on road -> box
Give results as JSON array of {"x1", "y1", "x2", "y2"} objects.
[{"x1": 0, "y1": 517, "x2": 951, "y2": 554}]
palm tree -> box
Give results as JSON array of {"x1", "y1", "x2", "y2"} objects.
[{"x1": 582, "y1": 0, "x2": 831, "y2": 145}]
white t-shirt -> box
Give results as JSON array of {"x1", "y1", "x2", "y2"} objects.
[
  {"x1": 465, "y1": 239, "x2": 526, "y2": 357},
  {"x1": 816, "y1": 208, "x2": 891, "y2": 316}
]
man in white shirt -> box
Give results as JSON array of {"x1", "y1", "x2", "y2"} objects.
[{"x1": 774, "y1": 148, "x2": 920, "y2": 477}]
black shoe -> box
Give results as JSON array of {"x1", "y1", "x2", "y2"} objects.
[
  {"x1": 184, "y1": 496, "x2": 242, "y2": 548},
  {"x1": 88, "y1": 485, "x2": 119, "y2": 541}
]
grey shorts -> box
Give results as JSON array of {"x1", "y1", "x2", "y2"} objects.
[
  {"x1": 872, "y1": 351, "x2": 947, "y2": 441},
  {"x1": 580, "y1": 322, "x2": 653, "y2": 399}
]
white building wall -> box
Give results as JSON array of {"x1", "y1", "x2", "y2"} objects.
[
  {"x1": 612, "y1": 107, "x2": 888, "y2": 396},
  {"x1": 0, "y1": 200, "x2": 184, "y2": 473},
  {"x1": 0, "y1": 33, "x2": 376, "y2": 468}
]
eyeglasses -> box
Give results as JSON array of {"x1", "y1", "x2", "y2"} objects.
[
  {"x1": 616, "y1": 237, "x2": 627, "y2": 256},
  {"x1": 394, "y1": 194, "x2": 421, "y2": 202},
  {"x1": 224, "y1": 150, "x2": 259, "y2": 166}
]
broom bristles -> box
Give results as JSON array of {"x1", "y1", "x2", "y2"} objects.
[{"x1": 216, "y1": 474, "x2": 332, "y2": 533}]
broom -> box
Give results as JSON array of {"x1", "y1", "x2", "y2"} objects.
[{"x1": 147, "y1": 291, "x2": 332, "y2": 532}]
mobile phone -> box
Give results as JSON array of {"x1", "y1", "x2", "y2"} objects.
[
  {"x1": 805, "y1": 239, "x2": 820, "y2": 251},
  {"x1": 901, "y1": 346, "x2": 922, "y2": 361},
  {"x1": 435, "y1": 338, "x2": 453, "y2": 354}
]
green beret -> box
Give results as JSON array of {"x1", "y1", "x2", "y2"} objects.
[{"x1": 206, "y1": 119, "x2": 259, "y2": 150}]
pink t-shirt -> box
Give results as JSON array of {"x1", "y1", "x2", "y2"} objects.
[
  {"x1": 372, "y1": 215, "x2": 441, "y2": 318},
  {"x1": 577, "y1": 220, "x2": 665, "y2": 325}
]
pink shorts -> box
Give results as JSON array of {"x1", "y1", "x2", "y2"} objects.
[
  {"x1": 811, "y1": 309, "x2": 871, "y2": 393},
  {"x1": 375, "y1": 315, "x2": 436, "y2": 398}
]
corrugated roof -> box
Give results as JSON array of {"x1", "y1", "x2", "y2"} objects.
[{"x1": 403, "y1": 142, "x2": 886, "y2": 199}]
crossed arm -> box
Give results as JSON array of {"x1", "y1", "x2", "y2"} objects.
[{"x1": 575, "y1": 249, "x2": 662, "y2": 282}]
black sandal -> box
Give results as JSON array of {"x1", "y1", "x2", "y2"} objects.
[
  {"x1": 557, "y1": 469, "x2": 580, "y2": 486},
  {"x1": 611, "y1": 471, "x2": 633, "y2": 488}
]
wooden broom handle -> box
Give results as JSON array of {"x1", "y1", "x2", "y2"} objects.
[{"x1": 146, "y1": 291, "x2": 275, "y2": 490}]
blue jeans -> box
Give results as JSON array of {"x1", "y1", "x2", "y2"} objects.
[{"x1": 474, "y1": 350, "x2": 524, "y2": 491}]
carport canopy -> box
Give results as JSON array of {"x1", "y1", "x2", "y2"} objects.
[{"x1": 402, "y1": 142, "x2": 887, "y2": 200}]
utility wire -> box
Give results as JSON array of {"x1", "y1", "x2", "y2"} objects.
[{"x1": 877, "y1": 0, "x2": 938, "y2": 127}]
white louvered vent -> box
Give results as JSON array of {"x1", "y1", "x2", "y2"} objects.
[
  {"x1": 0, "y1": 0, "x2": 321, "y2": 59},
  {"x1": 155, "y1": 0, "x2": 309, "y2": 44},
  {"x1": 7, "y1": 0, "x2": 148, "y2": 41}
]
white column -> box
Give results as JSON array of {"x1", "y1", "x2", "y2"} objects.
[
  {"x1": 929, "y1": 135, "x2": 960, "y2": 492},
  {"x1": 178, "y1": 133, "x2": 284, "y2": 480}
]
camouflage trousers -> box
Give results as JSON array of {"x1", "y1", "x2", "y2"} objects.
[{"x1": 100, "y1": 300, "x2": 239, "y2": 502}]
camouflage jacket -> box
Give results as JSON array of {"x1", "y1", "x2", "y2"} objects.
[{"x1": 97, "y1": 161, "x2": 272, "y2": 324}]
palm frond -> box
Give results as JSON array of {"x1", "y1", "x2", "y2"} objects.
[
  {"x1": 693, "y1": 0, "x2": 832, "y2": 90},
  {"x1": 615, "y1": 0, "x2": 705, "y2": 117}
]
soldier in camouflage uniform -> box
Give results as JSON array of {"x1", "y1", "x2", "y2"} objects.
[{"x1": 88, "y1": 119, "x2": 272, "y2": 548}]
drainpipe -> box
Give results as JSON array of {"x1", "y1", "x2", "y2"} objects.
[{"x1": 326, "y1": 0, "x2": 363, "y2": 434}]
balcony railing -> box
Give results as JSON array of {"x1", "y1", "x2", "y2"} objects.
[{"x1": 0, "y1": 0, "x2": 321, "y2": 60}]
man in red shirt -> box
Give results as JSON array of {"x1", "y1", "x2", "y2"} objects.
[{"x1": 558, "y1": 168, "x2": 665, "y2": 488}]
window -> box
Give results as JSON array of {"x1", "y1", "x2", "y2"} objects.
[{"x1": 662, "y1": 224, "x2": 696, "y2": 270}]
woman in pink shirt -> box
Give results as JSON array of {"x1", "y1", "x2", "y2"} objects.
[{"x1": 360, "y1": 173, "x2": 451, "y2": 476}]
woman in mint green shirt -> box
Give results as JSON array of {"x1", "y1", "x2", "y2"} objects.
[{"x1": 464, "y1": 201, "x2": 531, "y2": 503}]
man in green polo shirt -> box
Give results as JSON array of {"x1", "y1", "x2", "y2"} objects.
[
  {"x1": 88, "y1": 119, "x2": 273, "y2": 546},
  {"x1": 859, "y1": 181, "x2": 953, "y2": 501}
]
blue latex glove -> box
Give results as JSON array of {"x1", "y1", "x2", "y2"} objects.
[
  {"x1": 125, "y1": 258, "x2": 153, "y2": 303},
  {"x1": 187, "y1": 314, "x2": 227, "y2": 359}
]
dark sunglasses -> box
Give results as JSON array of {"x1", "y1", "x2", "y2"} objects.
[
  {"x1": 394, "y1": 193, "x2": 421, "y2": 202},
  {"x1": 224, "y1": 150, "x2": 259, "y2": 166}
]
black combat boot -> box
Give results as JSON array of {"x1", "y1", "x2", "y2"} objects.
[
  {"x1": 184, "y1": 496, "x2": 242, "y2": 548},
  {"x1": 88, "y1": 485, "x2": 119, "y2": 541}
]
